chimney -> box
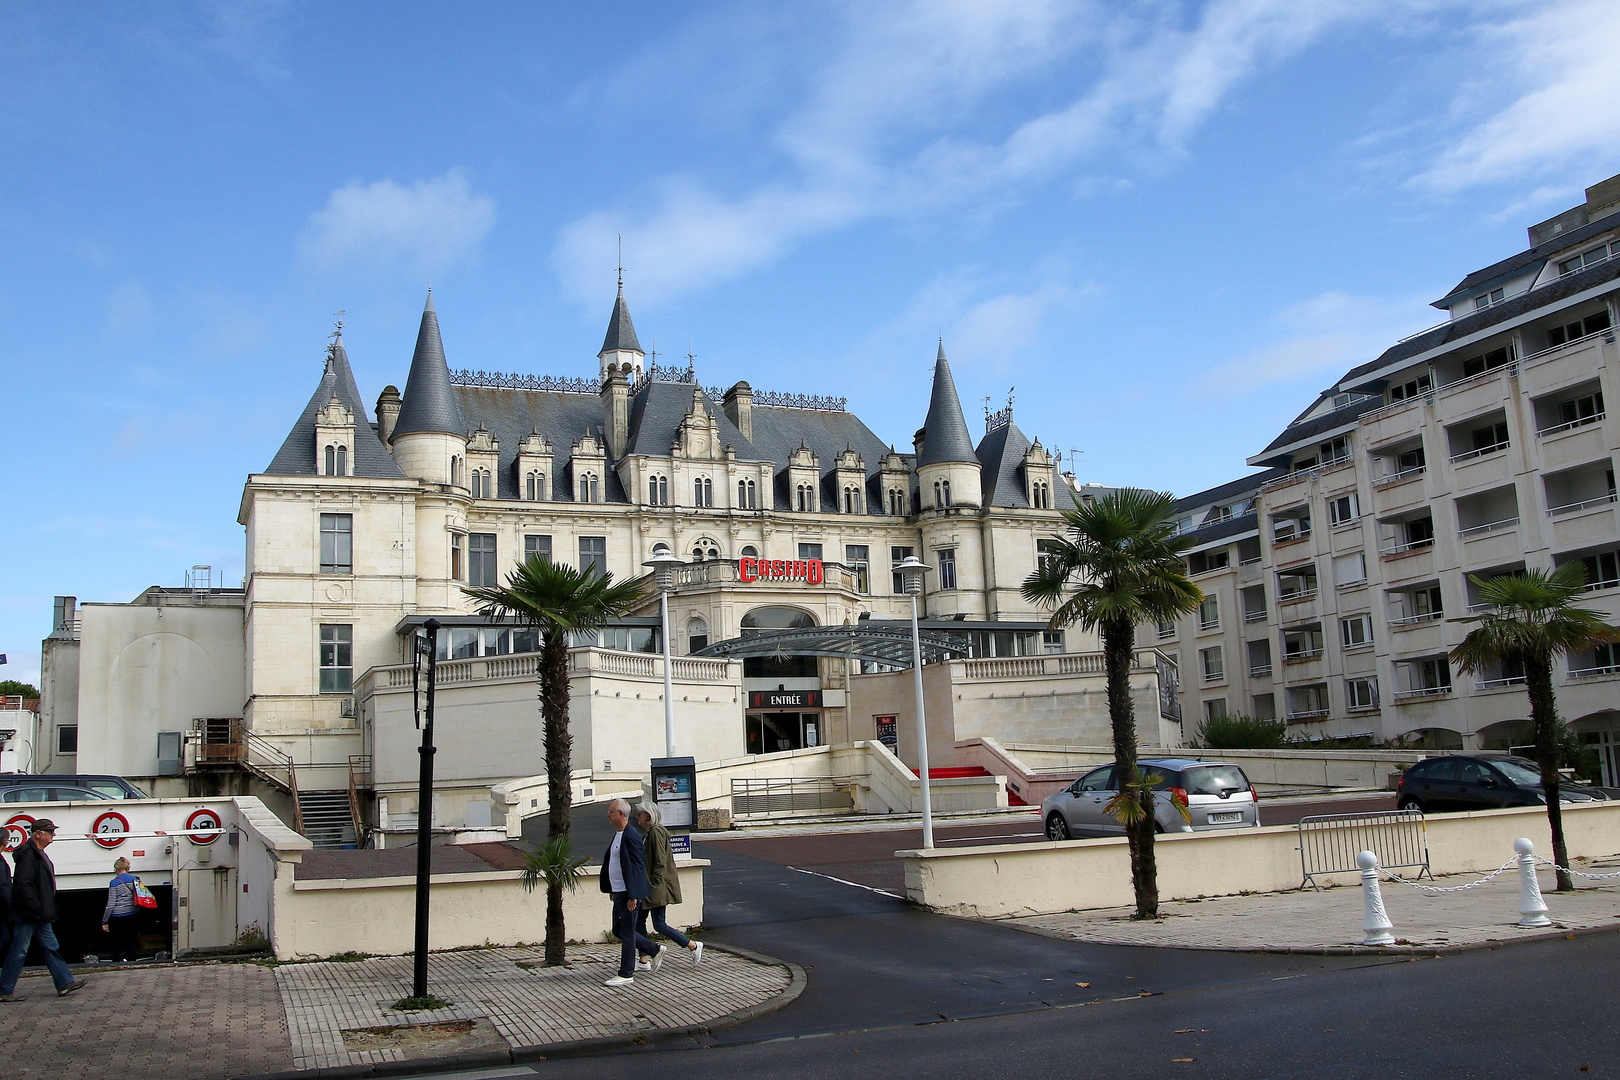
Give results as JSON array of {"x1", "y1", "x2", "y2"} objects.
[
  {"x1": 375, "y1": 385, "x2": 402, "y2": 445},
  {"x1": 53, "y1": 596, "x2": 77, "y2": 633},
  {"x1": 602, "y1": 367, "x2": 631, "y2": 459},
  {"x1": 722, "y1": 381, "x2": 753, "y2": 442},
  {"x1": 912, "y1": 426, "x2": 926, "y2": 460}
]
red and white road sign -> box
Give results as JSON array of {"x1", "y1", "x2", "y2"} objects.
[
  {"x1": 186, "y1": 807, "x2": 223, "y2": 843},
  {"x1": 91, "y1": 811, "x2": 131, "y2": 849},
  {"x1": 3, "y1": 814, "x2": 34, "y2": 852}
]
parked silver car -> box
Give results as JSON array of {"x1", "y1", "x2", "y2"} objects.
[{"x1": 1042, "y1": 758, "x2": 1261, "y2": 840}]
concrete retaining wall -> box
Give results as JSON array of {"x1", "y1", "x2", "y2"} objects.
[{"x1": 900, "y1": 800, "x2": 1620, "y2": 919}]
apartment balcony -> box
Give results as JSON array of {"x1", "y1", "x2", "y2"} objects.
[
  {"x1": 1248, "y1": 664, "x2": 1273, "y2": 679},
  {"x1": 1538, "y1": 420, "x2": 1609, "y2": 471},
  {"x1": 1447, "y1": 447, "x2": 1514, "y2": 493},
  {"x1": 1358, "y1": 396, "x2": 1426, "y2": 444},
  {"x1": 1550, "y1": 505, "x2": 1618, "y2": 551},
  {"x1": 1393, "y1": 685, "x2": 1454, "y2": 703},
  {"x1": 1388, "y1": 611, "x2": 1444, "y2": 629},
  {"x1": 1432, "y1": 363, "x2": 1516, "y2": 426},
  {"x1": 1284, "y1": 708, "x2": 1331, "y2": 724},
  {"x1": 1243, "y1": 608, "x2": 1268, "y2": 624},
  {"x1": 1518, "y1": 327, "x2": 1614, "y2": 399},
  {"x1": 1379, "y1": 546, "x2": 1436, "y2": 584},
  {"x1": 1474, "y1": 674, "x2": 1529, "y2": 692}
]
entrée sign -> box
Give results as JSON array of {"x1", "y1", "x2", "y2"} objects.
[{"x1": 738, "y1": 556, "x2": 823, "y2": 585}]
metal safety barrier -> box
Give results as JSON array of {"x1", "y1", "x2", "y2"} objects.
[
  {"x1": 1298, "y1": 809, "x2": 1430, "y2": 890},
  {"x1": 731, "y1": 776, "x2": 858, "y2": 818}
]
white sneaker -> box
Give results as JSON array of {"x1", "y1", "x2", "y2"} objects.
[
  {"x1": 635, "y1": 959, "x2": 652, "y2": 972},
  {"x1": 604, "y1": 975, "x2": 635, "y2": 987},
  {"x1": 649, "y1": 948, "x2": 665, "y2": 973},
  {"x1": 691, "y1": 942, "x2": 703, "y2": 967}
]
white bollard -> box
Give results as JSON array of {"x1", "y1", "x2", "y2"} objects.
[
  {"x1": 1514, "y1": 837, "x2": 1551, "y2": 928},
  {"x1": 1358, "y1": 850, "x2": 1395, "y2": 946}
]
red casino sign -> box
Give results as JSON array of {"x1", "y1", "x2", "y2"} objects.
[{"x1": 739, "y1": 557, "x2": 823, "y2": 585}]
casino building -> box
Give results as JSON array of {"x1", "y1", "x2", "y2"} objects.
[{"x1": 36, "y1": 283, "x2": 1176, "y2": 843}]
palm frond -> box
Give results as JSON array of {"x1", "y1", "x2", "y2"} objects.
[
  {"x1": 519, "y1": 835, "x2": 591, "y2": 894},
  {"x1": 1450, "y1": 564, "x2": 1620, "y2": 674},
  {"x1": 464, "y1": 553, "x2": 649, "y2": 635}
]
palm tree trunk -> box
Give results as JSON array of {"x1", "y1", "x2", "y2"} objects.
[
  {"x1": 540, "y1": 630, "x2": 574, "y2": 964},
  {"x1": 1103, "y1": 616, "x2": 1157, "y2": 919},
  {"x1": 1525, "y1": 651, "x2": 1572, "y2": 892}
]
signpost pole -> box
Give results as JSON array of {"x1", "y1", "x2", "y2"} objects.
[
  {"x1": 411, "y1": 619, "x2": 439, "y2": 1000},
  {"x1": 897, "y1": 557, "x2": 934, "y2": 850}
]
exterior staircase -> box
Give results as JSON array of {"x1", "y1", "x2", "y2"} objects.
[{"x1": 297, "y1": 790, "x2": 358, "y2": 849}]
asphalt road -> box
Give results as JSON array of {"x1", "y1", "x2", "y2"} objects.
[
  {"x1": 700, "y1": 792, "x2": 1400, "y2": 895},
  {"x1": 419, "y1": 839, "x2": 1619, "y2": 1079}
]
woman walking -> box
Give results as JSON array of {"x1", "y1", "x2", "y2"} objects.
[
  {"x1": 635, "y1": 803, "x2": 701, "y2": 967},
  {"x1": 101, "y1": 858, "x2": 141, "y2": 962}
]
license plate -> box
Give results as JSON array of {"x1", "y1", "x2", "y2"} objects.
[{"x1": 1208, "y1": 812, "x2": 1242, "y2": 824}]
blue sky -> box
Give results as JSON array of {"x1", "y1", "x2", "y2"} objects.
[{"x1": 4, "y1": 0, "x2": 1620, "y2": 685}]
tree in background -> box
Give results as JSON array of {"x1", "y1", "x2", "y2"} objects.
[
  {"x1": 1022, "y1": 488, "x2": 1202, "y2": 919},
  {"x1": 1450, "y1": 564, "x2": 1620, "y2": 892},
  {"x1": 0, "y1": 680, "x2": 39, "y2": 700},
  {"x1": 466, "y1": 555, "x2": 647, "y2": 963}
]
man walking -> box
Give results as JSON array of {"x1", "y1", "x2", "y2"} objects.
[
  {"x1": 598, "y1": 799, "x2": 661, "y2": 987},
  {"x1": 1, "y1": 819, "x2": 85, "y2": 1002}
]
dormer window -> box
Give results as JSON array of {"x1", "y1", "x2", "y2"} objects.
[
  {"x1": 1030, "y1": 481, "x2": 1050, "y2": 509},
  {"x1": 888, "y1": 488, "x2": 906, "y2": 516},
  {"x1": 578, "y1": 472, "x2": 599, "y2": 503},
  {"x1": 842, "y1": 485, "x2": 862, "y2": 514},
  {"x1": 1473, "y1": 288, "x2": 1505, "y2": 311},
  {"x1": 1557, "y1": 240, "x2": 1620, "y2": 276},
  {"x1": 737, "y1": 478, "x2": 757, "y2": 509},
  {"x1": 323, "y1": 444, "x2": 349, "y2": 477},
  {"x1": 1388, "y1": 374, "x2": 1431, "y2": 402},
  {"x1": 525, "y1": 470, "x2": 547, "y2": 501},
  {"x1": 470, "y1": 468, "x2": 492, "y2": 499},
  {"x1": 648, "y1": 475, "x2": 669, "y2": 505},
  {"x1": 795, "y1": 484, "x2": 814, "y2": 512},
  {"x1": 694, "y1": 476, "x2": 713, "y2": 507}
]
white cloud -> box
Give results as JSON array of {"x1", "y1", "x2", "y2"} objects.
[
  {"x1": 1194, "y1": 291, "x2": 1437, "y2": 397},
  {"x1": 553, "y1": 0, "x2": 1400, "y2": 307},
  {"x1": 1416, "y1": 0, "x2": 1620, "y2": 191},
  {"x1": 301, "y1": 169, "x2": 496, "y2": 276}
]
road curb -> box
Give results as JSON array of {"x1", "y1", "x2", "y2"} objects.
[
  {"x1": 232, "y1": 942, "x2": 805, "y2": 1080},
  {"x1": 998, "y1": 910, "x2": 1620, "y2": 956}
]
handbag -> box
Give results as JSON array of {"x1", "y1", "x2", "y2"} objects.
[{"x1": 132, "y1": 878, "x2": 158, "y2": 910}]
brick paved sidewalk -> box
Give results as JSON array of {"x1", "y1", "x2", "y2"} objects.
[
  {"x1": 1012, "y1": 858, "x2": 1620, "y2": 953},
  {"x1": 2, "y1": 942, "x2": 794, "y2": 1080}
]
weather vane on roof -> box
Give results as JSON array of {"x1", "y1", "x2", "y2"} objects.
[
  {"x1": 617, "y1": 234, "x2": 624, "y2": 290},
  {"x1": 331, "y1": 310, "x2": 345, "y2": 341}
]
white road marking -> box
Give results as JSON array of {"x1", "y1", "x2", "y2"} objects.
[{"x1": 785, "y1": 865, "x2": 901, "y2": 898}]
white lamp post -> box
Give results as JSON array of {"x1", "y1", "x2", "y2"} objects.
[
  {"x1": 896, "y1": 556, "x2": 935, "y2": 849},
  {"x1": 643, "y1": 544, "x2": 686, "y2": 758}
]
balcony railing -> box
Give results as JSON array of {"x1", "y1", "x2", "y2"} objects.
[
  {"x1": 1449, "y1": 441, "x2": 1510, "y2": 465},
  {"x1": 1373, "y1": 465, "x2": 1426, "y2": 488},
  {"x1": 1438, "y1": 360, "x2": 1517, "y2": 395},
  {"x1": 1475, "y1": 675, "x2": 1528, "y2": 690},
  {"x1": 1394, "y1": 685, "x2": 1453, "y2": 701},
  {"x1": 1380, "y1": 537, "x2": 1435, "y2": 556},
  {"x1": 1458, "y1": 516, "x2": 1519, "y2": 539},
  {"x1": 1519, "y1": 325, "x2": 1616, "y2": 369},
  {"x1": 1285, "y1": 708, "x2": 1331, "y2": 722},
  {"x1": 1243, "y1": 609, "x2": 1267, "y2": 624},
  {"x1": 1548, "y1": 493, "x2": 1618, "y2": 517},
  {"x1": 1202, "y1": 670, "x2": 1225, "y2": 683},
  {"x1": 1537, "y1": 411, "x2": 1605, "y2": 438},
  {"x1": 1389, "y1": 611, "x2": 1443, "y2": 628},
  {"x1": 1277, "y1": 587, "x2": 1319, "y2": 604},
  {"x1": 1199, "y1": 619, "x2": 1220, "y2": 631},
  {"x1": 1283, "y1": 648, "x2": 1324, "y2": 662},
  {"x1": 1248, "y1": 664, "x2": 1273, "y2": 678},
  {"x1": 1570, "y1": 663, "x2": 1620, "y2": 679}
]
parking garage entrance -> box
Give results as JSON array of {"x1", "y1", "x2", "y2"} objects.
[{"x1": 746, "y1": 689, "x2": 823, "y2": 754}]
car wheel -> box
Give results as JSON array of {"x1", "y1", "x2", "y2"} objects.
[
  {"x1": 1046, "y1": 814, "x2": 1071, "y2": 841},
  {"x1": 1397, "y1": 797, "x2": 1422, "y2": 814},
  {"x1": 1154, "y1": 821, "x2": 1165, "y2": 834}
]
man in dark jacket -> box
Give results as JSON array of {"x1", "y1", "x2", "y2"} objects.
[
  {"x1": 598, "y1": 799, "x2": 661, "y2": 986},
  {"x1": 1, "y1": 819, "x2": 84, "y2": 1002},
  {"x1": 0, "y1": 842, "x2": 12, "y2": 970}
]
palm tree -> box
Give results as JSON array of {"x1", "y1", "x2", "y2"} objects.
[
  {"x1": 1022, "y1": 488, "x2": 1203, "y2": 919},
  {"x1": 1449, "y1": 563, "x2": 1620, "y2": 892},
  {"x1": 465, "y1": 555, "x2": 647, "y2": 963}
]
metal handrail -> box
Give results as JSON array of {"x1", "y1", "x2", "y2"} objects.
[
  {"x1": 1380, "y1": 537, "x2": 1434, "y2": 556},
  {"x1": 1547, "y1": 493, "x2": 1618, "y2": 517},
  {"x1": 1393, "y1": 685, "x2": 1453, "y2": 700},
  {"x1": 1569, "y1": 664, "x2": 1620, "y2": 679},
  {"x1": 731, "y1": 775, "x2": 859, "y2": 818},
  {"x1": 1388, "y1": 611, "x2": 1443, "y2": 627},
  {"x1": 1373, "y1": 465, "x2": 1426, "y2": 487},
  {"x1": 1449, "y1": 441, "x2": 1509, "y2": 464},
  {"x1": 1536, "y1": 411, "x2": 1605, "y2": 438},
  {"x1": 1277, "y1": 587, "x2": 1318, "y2": 603},
  {"x1": 1248, "y1": 664, "x2": 1273, "y2": 678},
  {"x1": 1458, "y1": 516, "x2": 1519, "y2": 538},
  {"x1": 348, "y1": 754, "x2": 372, "y2": 848},
  {"x1": 1475, "y1": 675, "x2": 1528, "y2": 690}
]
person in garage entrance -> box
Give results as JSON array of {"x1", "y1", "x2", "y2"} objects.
[{"x1": 599, "y1": 798, "x2": 662, "y2": 987}]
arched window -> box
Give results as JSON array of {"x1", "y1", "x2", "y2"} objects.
[
  {"x1": 450, "y1": 456, "x2": 463, "y2": 487},
  {"x1": 738, "y1": 478, "x2": 757, "y2": 510},
  {"x1": 1031, "y1": 481, "x2": 1050, "y2": 509},
  {"x1": 740, "y1": 544, "x2": 759, "y2": 558},
  {"x1": 796, "y1": 484, "x2": 813, "y2": 512},
  {"x1": 578, "y1": 473, "x2": 599, "y2": 503},
  {"x1": 694, "y1": 476, "x2": 712, "y2": 507},
  {"x1": 692, "y1": 538, "x2": 720, "y2": 561},
  {"x1": 933, "y1": 480, "x2": 942, "y2": 508},
  {"x1": 843, "y1": 486, "x2": 861, "y2": 514},
  {"x1": 648, "y1": 475, "x2": 668, "y2": 505},
  {"x1": 889, "y1": 488, "x2": 905, "y2": 516},
  {"x1": 526, "y1": 470, "x2": 546, "y2": 501},
  {"x1": 942, "y1": 479, "x2": 951, "y2": 507},
  {"x1": 324, "y1": 444, "x2": 346, "y2": 477},
  {"x1": 471, "y1": 468, "x2": 491, "y2": 498},
  {"x1": 687, "y1": 617, "x2": 709, "y2": 654}
]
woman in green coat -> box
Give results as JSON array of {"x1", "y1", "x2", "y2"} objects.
[{"x1": 635, "y1": 802, "x2": 702, "y2": 966}]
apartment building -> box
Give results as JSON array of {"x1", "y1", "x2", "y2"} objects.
[{"x1": 1173, "y1": 173, "x2": 1620, "y2": 783}]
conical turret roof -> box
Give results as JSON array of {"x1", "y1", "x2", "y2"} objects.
[
  {"x1": 916, "y1": 340, "x2": 976, "y2": 466},
  {"x1": 393, "y1": 290, "x2": 467, "y2": 438},
  {"x1": 599, "y1": 284, "x2": 643, "y2": 355},
  {"x1": 264, "y1": 333, "x2": 405, "y2": 478}
]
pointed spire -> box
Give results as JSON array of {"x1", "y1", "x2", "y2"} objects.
[
  {"x1": 600, "y1": 281, "x2": 643, "y2": 356},
  {"x1": 917, "y1": 339, "x2": 976, "y2": 466},
  {"x1": 393, "y1": 290, "x2": 467, "y2": 439},
  {"x1": 262, "y1": 333, "x2": 405, "y2": 479}
]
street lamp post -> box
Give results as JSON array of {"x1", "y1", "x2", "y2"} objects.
[
  {"x1": 411, "y1": 618, "x2": 440, "y2": 1000},
  {"x1": 642, "y1": 545, "x2": 686, "y2": 758},
  {"x1": 896, "y1": 556, "x2": 935, "y2": 849}
]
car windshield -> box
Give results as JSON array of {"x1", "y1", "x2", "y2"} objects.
[
  {"x1": 1490, "y1": 759, "x2": 1544, "y2": 787},
  {"x1": 1180, "y1": 766, "x2": 1250, "y2": 796}
]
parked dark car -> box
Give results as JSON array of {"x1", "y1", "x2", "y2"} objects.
[
  {"x1": 1397, "y1": 754, "x2": 1608, "y2": 814},
  {"x1": 0, "y1": 773, "x2": 148, "y2": 799},
  {"x1": 1, "y1": 784, "x2": 116, "y2": 803},
  {"x1": 1042, "y1": 758, "x2": 1261, "y2": 840}
]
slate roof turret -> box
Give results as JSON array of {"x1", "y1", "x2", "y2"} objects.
[
  {"x1": 599, "y1": 284, "x2": 643, "y2": 355},
  {"x1": 393, "y1": 291, "x2": 468, "y2": 439},
  {"x1": 265, "y1": 334, "x2": 406, "y2": 479},
  {"x1": 917, "y1": 340, "x2": 977, "y2": 467}
]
